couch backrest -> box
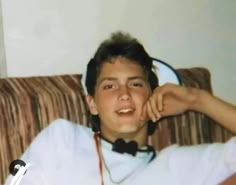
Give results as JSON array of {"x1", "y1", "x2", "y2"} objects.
[
  {"x1": 151, "y1": 68, "x2": 234, "y2": 150},
  {"x1": 0, "y1": 69, "x2": 234, "y2": 185}
]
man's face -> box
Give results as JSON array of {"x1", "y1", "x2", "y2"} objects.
[{"x1": 86, "y1": 57, "x2": 152, "y2": 141}]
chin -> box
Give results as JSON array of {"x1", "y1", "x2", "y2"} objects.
[{"x1": 118, "y1": 125, "x2": 140, "y2": 134}]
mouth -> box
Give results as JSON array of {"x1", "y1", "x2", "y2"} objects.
[{"x1": 116, "y1": 108, "x2": 135, "y2": 115}]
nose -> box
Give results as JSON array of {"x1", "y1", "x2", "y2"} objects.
[{"x1": 118, "y1": 85, "x2": 131, "y2": 101}]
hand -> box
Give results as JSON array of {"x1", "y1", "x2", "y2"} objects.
[
  {"x1": 143, "y1": 83, "x2": 199, "y2": 122},
  {"x1": 141, "y1": 83, "x2": 236, "y2": 133}
]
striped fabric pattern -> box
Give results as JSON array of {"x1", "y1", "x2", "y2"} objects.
[
  {"x1": 0, "y1": 74, "x2": 89, "y2": 185},
  {"x1": 150, "y1": 67, "x2": 234, "y2": 149},
  {"x1": 177, "y1": 67, "x2": 234, "y2": 143}
]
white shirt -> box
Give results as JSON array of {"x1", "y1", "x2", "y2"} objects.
[{"x1": 4, "y1": 119, "x2": 236, "y2": 185}]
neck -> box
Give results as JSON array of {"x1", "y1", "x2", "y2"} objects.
[
  {"x1": 95, "y1": 132, "x2": 156, "y2": 159},
  {"x1": 100, "y1": 131, "x2": 148, "y2": 148}
]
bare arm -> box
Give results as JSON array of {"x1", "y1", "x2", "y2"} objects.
[
  {"x1": 145, "y1": 83, "x2": 236, "y2": 134},
  {"x1": 192, "y1": 89, "x2": 236, "y2": 133}
]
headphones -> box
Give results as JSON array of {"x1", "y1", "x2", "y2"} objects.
[
  {"x1": 9, "y1": 159, "x2": 30, "y2": 185},
  {"x1": 99, "y1": 134, "x2": 156, "y2": 160}
]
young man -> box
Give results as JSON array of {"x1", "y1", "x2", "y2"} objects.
[{"x1": 4, "y1": 32, "x2": 236, "y2": 185}]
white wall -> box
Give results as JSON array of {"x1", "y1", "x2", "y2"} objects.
[
  {"x1": 1, "y1": 0, "x2": 236, "y2": 103},
  {"x1": 0, "y1": 0, "x2": 6, "y2": 77}
]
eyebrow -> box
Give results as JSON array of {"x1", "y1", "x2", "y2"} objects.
[{"x1": 97, "y1": 76, "x2": 147, "y2": 86}]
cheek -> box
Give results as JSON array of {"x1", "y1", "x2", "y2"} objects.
[
  {"x1": 95, "y1": 93, "x2": 115, "y2": 111},
  {"x1": 134, "y1": 90, "x2": 150, "y2": 102}
]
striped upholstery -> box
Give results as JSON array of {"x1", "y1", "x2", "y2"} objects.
[
  {"x1": 177, "y1": 68, "x2": 234, "y2": 142},
  {"x1": 150, "y1": 68, "x2": 234, "y2": 149},
  {"x1": 0, "y1": 69, "x2": 234, "y2": 184},
  {"x1": 0, "y1": 74, "x2": 89, "y2": 185}
]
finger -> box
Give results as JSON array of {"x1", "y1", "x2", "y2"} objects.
[
  {"x1": 148, "y1": 96, "x2": 161, "y2": 119},
  {"x1": 157, "y1": 92, "x2": 164, "y2": 111},
  {"x1": 153, "y1": 86, "x2": 164, "y2": 111},
  {"x1": 140, "y1": 103, "x2": 147, "y2": 121},
  {"x1": 147, "y1": 100, "x2": 157, "y2": 122}
]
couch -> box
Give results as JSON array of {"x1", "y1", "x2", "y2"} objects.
[{"x1": 0, "y1": 68, "x2": 234, "y2": 185}]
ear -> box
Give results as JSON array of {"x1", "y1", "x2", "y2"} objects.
[{"x1": 86, "y1": 95, "x2": 98, "y2": 115}]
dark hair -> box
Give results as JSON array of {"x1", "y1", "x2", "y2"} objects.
[{"x1": 85, "y1": 31, "x2": 158, "y2": 135}]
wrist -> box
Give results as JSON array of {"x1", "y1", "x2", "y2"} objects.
[{"x1": 188, "y1": 88, "x2": 211, "y2": 112}]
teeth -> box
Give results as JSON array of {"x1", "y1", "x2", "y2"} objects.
[{"x1": 117, "y1": 109, "x2": 133, "y2": 113}]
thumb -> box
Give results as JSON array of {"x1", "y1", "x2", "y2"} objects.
[{"x1": 140, "y1": 103, "x2": 147, "y2": 121}]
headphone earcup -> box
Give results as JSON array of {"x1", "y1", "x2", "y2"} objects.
[{"x1": 9, "y1": 159, "x2": 26, "y2": 176}]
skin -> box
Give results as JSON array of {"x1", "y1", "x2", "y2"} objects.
[
  {"x1": 86, "y1": 57, "x2": 152, "y2": 147},
  {"x1": 86, "y1": 57, "x2": 236, "y2": 184},
  {"x1": 145, "y1": 83, "x2": 236, "y2": 134},
  {"x1": 145, "y1": 80, "x2": 236, "y2": 185},
  {"x1": 87, "y1": 58, "x2": 236, "y2": 149}
]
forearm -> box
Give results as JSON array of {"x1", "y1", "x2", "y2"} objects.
[{"x1": 190, "y1": 89, "x2": 236, "y2": 134}]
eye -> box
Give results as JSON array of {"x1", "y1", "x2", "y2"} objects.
[
  {"x1": 133, "y1": 83, "x2": 143, "y2": 87},
  {"x1": 129, "y1": 81, "x2": 144, "y2": 87},
  {"x1": 103, "y1": 84, "x2": 116, "y2": 90}
]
